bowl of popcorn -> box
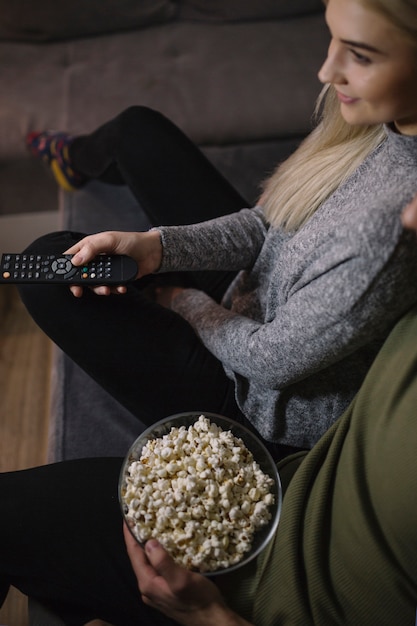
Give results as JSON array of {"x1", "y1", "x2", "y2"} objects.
[{"x1": 119, "y1": 412, "x2": 282, "y2": 576}]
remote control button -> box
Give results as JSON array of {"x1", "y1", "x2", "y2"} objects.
[
  {"x1": 52, "y1": 258, "x2": 73, "y2": 274},
  {"x1": 2, "y1": 271, "x2": 10, "y2": 279}
]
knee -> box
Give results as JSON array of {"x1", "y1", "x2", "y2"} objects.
[
  {"x1": 23, "y1": 231, "x2": 86, "y2": 254},
  {"x1": 117, "y1": 105, "x2": 175, "y2": 137}
]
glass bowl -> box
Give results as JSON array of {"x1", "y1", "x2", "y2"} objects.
[{"x1": 119, "y1": 411, "x2": 282, "y2": 576}]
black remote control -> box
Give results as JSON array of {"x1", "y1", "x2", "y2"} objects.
[{"x1": 0, "y1": 253, "x2": 138, "y2": 285}]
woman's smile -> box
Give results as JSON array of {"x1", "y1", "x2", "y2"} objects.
[{"x1": 335, "y1": 90, "x2": 359, "y2": 105}]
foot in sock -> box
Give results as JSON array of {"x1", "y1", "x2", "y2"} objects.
[{"x1": 26, "y1": 131, "x2": 88, "y2": 192}]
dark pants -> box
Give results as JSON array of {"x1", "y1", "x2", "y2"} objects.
[
  {"x1": 19, "y1": 106, "x2": 304, "y2": 461},
  {"x1": 0, "y1": 458, "x2": 177, "y2": 626}
]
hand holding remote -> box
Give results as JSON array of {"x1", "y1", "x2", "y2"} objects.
[
  {"x1": 64, "y1": 230, "x2": 163, "y2": 297},
  {"x1": 0, "y1": 230, "x2": 163, "y2": 298},
  {"x1": 0, "y1": 253, "x2": 138, "y2": 287}
]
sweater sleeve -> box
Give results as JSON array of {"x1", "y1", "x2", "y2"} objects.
[
  {"x1": 157, "y1": 206, "x2": 268, "y2": 272},
  {"x1": 170, "y1": 222, "x2": 417, "y2": 389}
]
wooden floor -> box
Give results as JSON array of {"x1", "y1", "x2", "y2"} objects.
[{"x1": 0, "y1": 285, "x2": 53, "y2": 626}]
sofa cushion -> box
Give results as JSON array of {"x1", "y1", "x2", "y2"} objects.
[
  {"x1": 60, "y1": 16, "x2": 328, "y2": 145},
  {"x1": 0, "y1": 0, "x2": 178, "y2": 42},
  {"x1": 180, "y1": 0, "x2": 323, "y2": 21}
]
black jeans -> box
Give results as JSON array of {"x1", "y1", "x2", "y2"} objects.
[
  {"x1": 20, "y1": 106, "x2": 303, "y2": 461},
  {"x1": 68, "y1": 105, "x2": 246, "y2": 226},
  {"x1": 0, "y1": 458, "x2": 177, "y2": 626},
  {"x1": 19, "y1": 106, "x2": 247, "y2": 430}
]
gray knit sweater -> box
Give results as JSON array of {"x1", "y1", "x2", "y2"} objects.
[{"x1": 158, "y1": 126, "x2": 417, "y2": 447}]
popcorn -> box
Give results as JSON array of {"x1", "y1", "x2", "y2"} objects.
[{"x1": 122, "y1": 415, "x2": 275, "y2": 573}]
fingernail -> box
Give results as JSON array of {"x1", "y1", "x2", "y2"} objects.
[
  {"x1": 72, "y1": 253, "x2": 83, "y2": 265},
  {"x1": 145, "y1": 539, "x2": 159, "y2": 552}
]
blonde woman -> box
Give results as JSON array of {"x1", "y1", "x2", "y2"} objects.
[
  {"x1": 2, "y1": 0, "x2": 417, "y2": 624},
  {"x1": 23, "y1": 0, "x2": 417, "y2": 465}
]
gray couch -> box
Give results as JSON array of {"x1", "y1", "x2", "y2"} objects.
[
  {"x1": 0, "y1": 0, "x2": 329, "y2": 622},
  {"x1": 0, "y1": 0, "x2": 327, "y2": 217}
]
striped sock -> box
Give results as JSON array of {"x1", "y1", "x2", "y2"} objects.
[{"x1": 26, "y1": 131, "x2": 87, "y2": 191}]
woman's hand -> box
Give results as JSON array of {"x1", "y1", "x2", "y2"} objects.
[
  {"x1": 154, "y1": 285, "x2": 185, "y2": 309},
  {"x1": 64, "y1": 230, "x2": 162, "y2": 297},
  {"x1": 123, "y1": 524, "x2": 253, "y2": 626}
]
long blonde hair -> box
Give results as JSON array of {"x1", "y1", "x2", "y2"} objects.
[
  {"x1": 261, "y1": 86, "x2": 386, "y2": 231},
  {"x1": 261, "y1": 0, "x2": 417, "y2": 232}
]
